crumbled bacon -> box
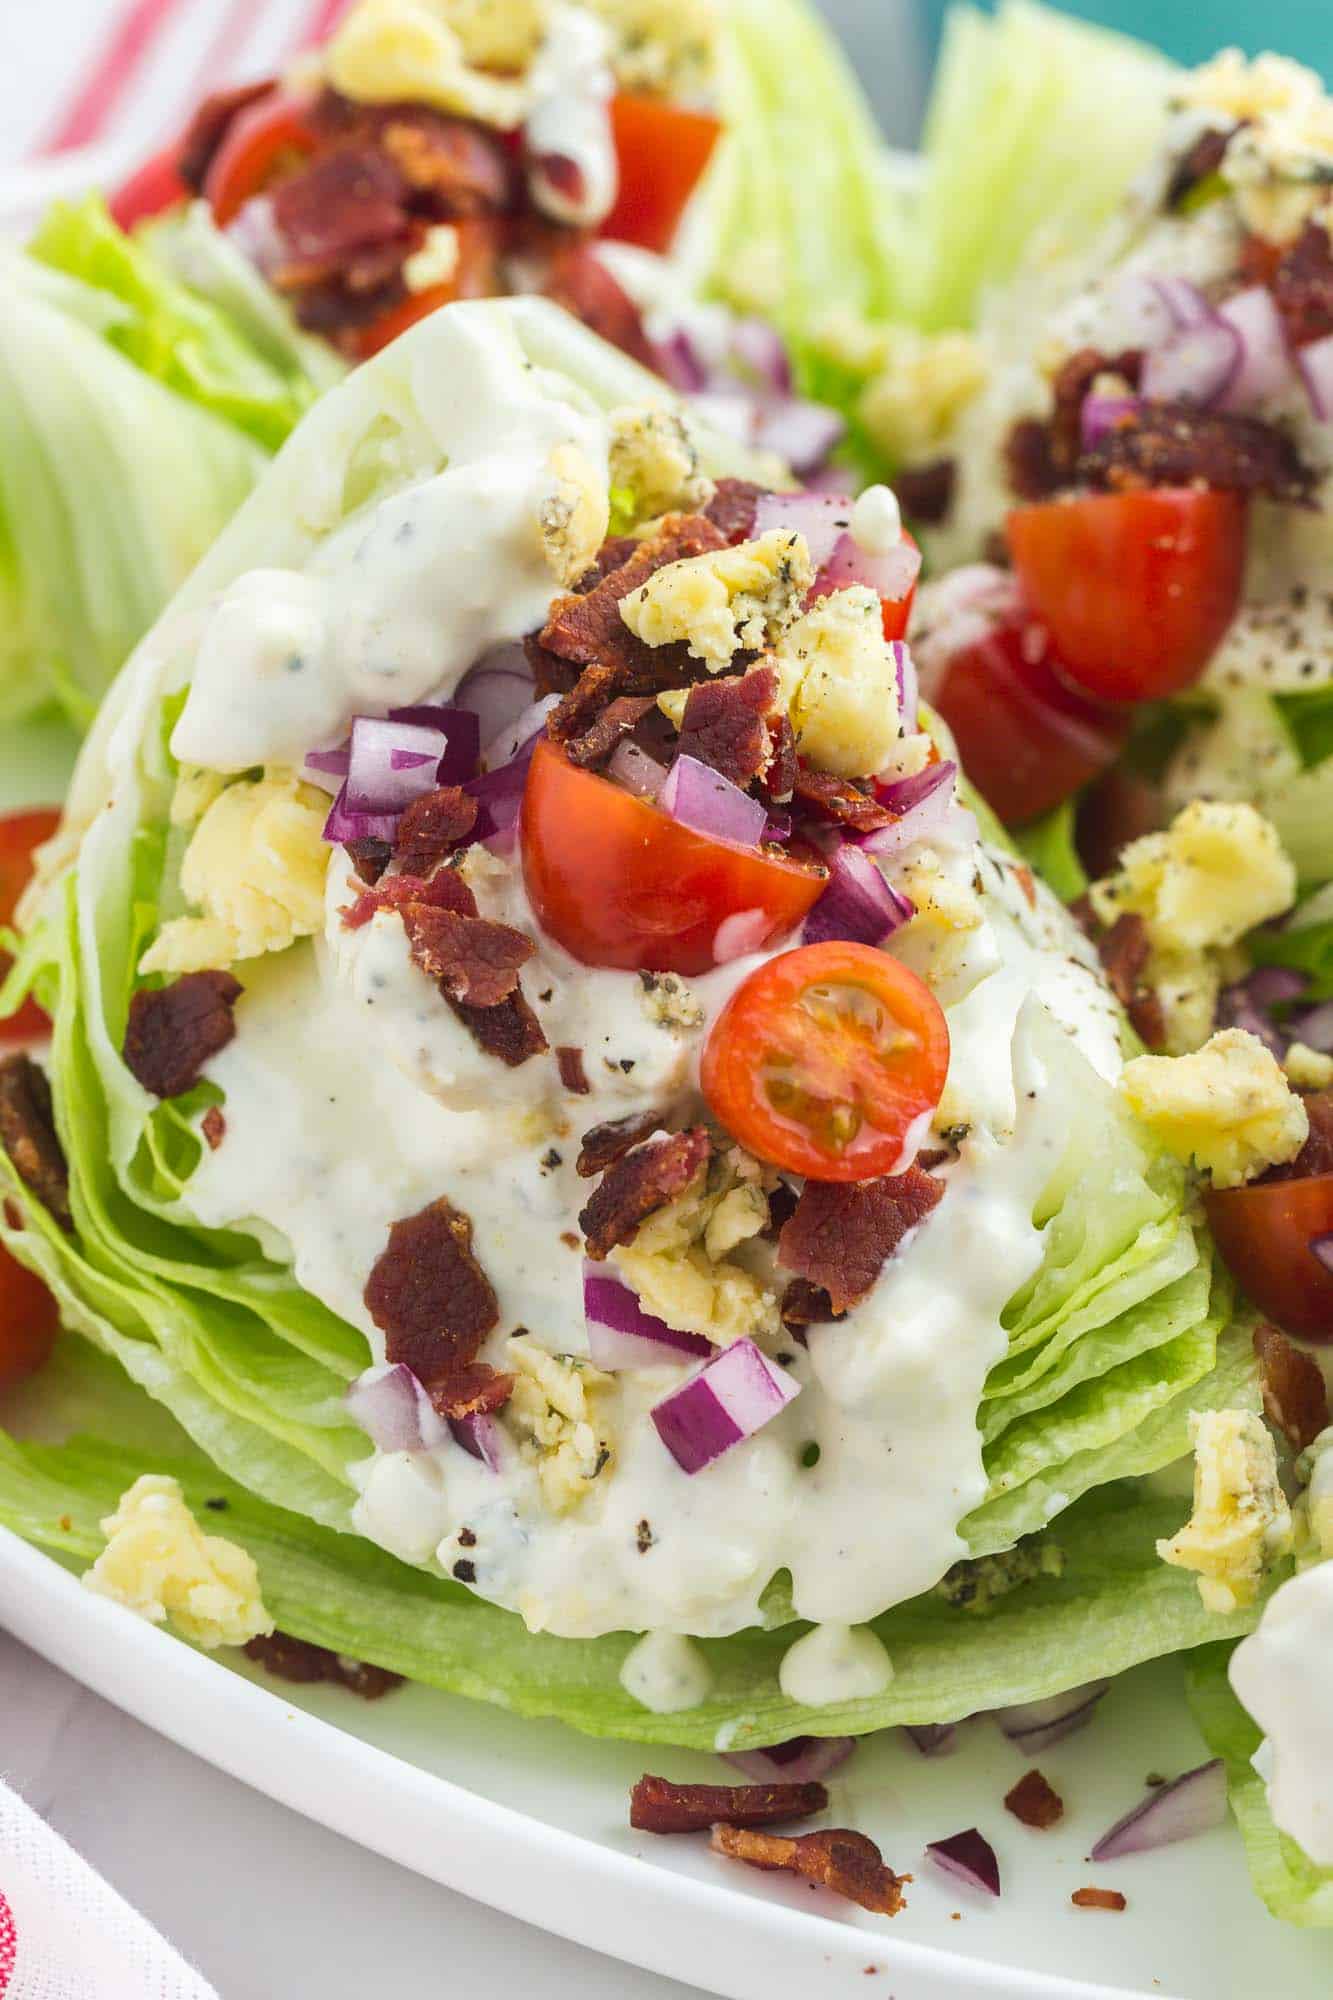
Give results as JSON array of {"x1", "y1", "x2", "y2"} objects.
[
  {"x1": 780, "y1": 1277, "x2": 838, "y2": 1334},
  {"x1": 1095, "y1": 913, "x2": 1166, "y2": 1050},
  {"x1": 704, "y1": 478, "x2": 765, "y2": 544},
  {"x1": 1272, "y1": 220, "x2": 1333, "y2": 350},
  {"x1": 564, "y1": 694, "x2": 658, "y2": 770},
  {"x1": 1071, "y1": 1887, "x2": 1127, "y2": 1912},
  {"x1": 377, "y1": 113, "x2": 512, "y2": 213},
  {"x1": 428, "y1": 1359, "x2": 514, "y2": 1420},
  {"x1": 364, "y1": 1197, "x2": 498, "y2": 1388},
  {"x1": 630, "y1": 1774, "x2": 829, "y2": 1835},
  {"x1": 0, "y1": 1054, "x2": 72, "y2": 1230},
  {"x1": 269, "y1": 146, "x2": 409, "y2": 267},
  {"x1": 576, "y1": 537, "x2": 640, "y2": 590},
  {"x1": 341, "y1": 865, "x2": 477, "y2": 931},
  {"x1": 1005, "y1": 417, "x2": 1063, "y2": 502},
  {"x1": 676, "y1": 666, "x2": 778, "y2": 789},
  {"x1": 447, "y1": 988, "x2": 548, "y2": 1067},
  {"x1": 392, "y1": 787, "x2": 478, "y2": 877},
  {"x1": 1263, "y1": 1088, "x2": 1333, "y2": 1182},
  {"x1": 1004, "y1": 1769, "x2": 1064, "y2": 1829},
  {"x1": 123, "y1": 970, "x2": 242, "y2": 1101},
  {"x1": 556, "y1": 1046, "x2": 590, "y2": 1095},
  {"x1": 777, "y1": 1169, "x2": 943, "y2": 1316},
  {"x1": 201, "y1": 1107, "x2": 226, "y2": 1152},
  {"x1": 580, "y1": 1128, "x2": 711, "y2": 1260},
  {"x1": 541, "y1": 513, "x2": 726, "y2": 691},
  {"x1": 1165, "y1": 125, "x2": 1236, "y2": 211},
  {"x1": 710, "y1": 1825, "x2": 909, "y2": 1918},
  {"x1": 1254, "y1": 1321, "x2": 1329, "y2": 1453},
  {"x1": 1074, "y1": 767, "x2": 1164, "y2": 881},
  {"x1": 1080, "y1": 402, "x2": 1316, "y2": 503},
  {"x1": 893, "y1": 457, "x2": 956, "y2": 525},
  {"x1": 790, "y1": 767, "x2": 893, "y2": 833},
  {"x1": 401, "y1": 904, "x2": 534, "y2": 1008},
  {"x1": 244, "y1": 1630, "x2": 404, "y2": 1700},
  {"x1": 540, "y1": 242, "x2": 658, "y2": 371},
  {"x1": 576, "y1": 1109, "x2": 661, "y2": 1178},
  {"x1": 761, "y1": 714, "x2": 798, "y2": 806},
  {"x1": 176, "y1": 80, "x2": 274, "y2": 191},
  {"x1": 345, "y1": 837, "x2": 392, "y2": 885}
]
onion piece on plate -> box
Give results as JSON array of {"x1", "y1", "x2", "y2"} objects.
[
  {"x1": 1091, "y1": 1760, "x2": 1228, "y2": 1860},
  {"x1": 925, "y1": 1828, "x2": 1001, "y2": 1897},
  {"x1": 723, "y1": 1736, "x2": 857, "y2": 1784},
  {"x1": 992, "y1": 1679, "x2": 1110, "y2": 1756}
]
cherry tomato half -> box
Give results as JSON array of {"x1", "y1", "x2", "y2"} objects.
[
  {"x1": 108, "y1": 145, "x2": 189, "y2": 231},
  {"x1": 930, "y1": 613, "x2": 1129, "y2": 827},
  {"x1": 1205, "y1": 1173, "x2": 1333, "y2": 1343},
  {"x1": 702, "y1": 942, "x2": 950, "y2": 1182},
  {"x1": 350, "y1": 219, "x2": 502, "y2": 359},
  {"x1": 521, "y1": 738, "x2": 825, "y2": 975},
  {"x1": 602, "y1": 95, "x2": 722, "y2": 256},
  {"x1": 1006, "y1": 488, "x2": 1247, "y2": 704},
  {"x1": 0, "y1": 810, "x2": 60, "y2": 1046},
  {"x1": 0, "y1": 1240, "x2": 59, "y2": 1393},
  {"x1": 204, "y1": 93, "x2": 319, "y2": 227}
]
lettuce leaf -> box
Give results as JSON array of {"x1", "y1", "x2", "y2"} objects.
[
  {"x1": 1012, "y1": 799, "x2": 1089, "y2": 905},
  {"x1": 1185, "y1": 1644, "x2": 1333, "y2": 1928}
]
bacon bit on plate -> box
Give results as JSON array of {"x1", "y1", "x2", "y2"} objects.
[
  {"x1": 710, "y1": 1825, "x2": 909, "y2": 1917},
  {"x1": 364, "y1": 1197, "x2": 498, "y2": 1387},
  {"x1": 123, "y1": 969, "x2": 243, "y2": 1101},
  {"x1": 1004, "y1": 1769, "x2": 1065, "y2": 1830},
  {"x1": 777, "y1": 1168, "x2": 943, "y2": 1316},
  {"x1": 1071, "y1": 1886, "x2": 1127, "y2": 1912},
  {"x1": 0, "y1": 1054, "x2": 72, "y2": 1230},
  {"x1": 630, "y1": 1774, "x2": 828, "y2": 1835},
  {"x1": 576, "y1": 1109, "x2": 661, "y2": 1178},
  {"x1": 580, "y1": 1129, "x2": 711, "y2": 1259},
  {"x1": 244, "y1": 1630, "x2": 404, "y2": 1699},
  {"x1": 201, "y1": 1106, "x2": 226, "y2": 1152},
  {"x1": 1254, "y1": 1320, "x2": 1329, "y2": 1452},
  {"x1": 556, "y1": 1046, "x2": 590, "y2": 1095}
]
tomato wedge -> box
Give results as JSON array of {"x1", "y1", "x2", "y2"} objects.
[
  {"x1": 0, "y1": 1243, "x2": 59, "y2": 1393},
  {"x1": 521, "y1": 739, "x2": 825, "y2": 975},
  {"x1": 350, "y1": 219, "x2": 502, "y2": 359},
  {"x1": 204, "y1": 93, "x2": 319, "y2": 226},
  {"x1": 0, "y1": 810, "x2": 60, "y2": 1047},
  {"x1": 701, "y1": 942, "x2": 949, "y2": 1182},
  {"x1": 930, "y1": 614, "x2": 1129, "y2": 827},
  {"x1": 1006, "y1": 488, "x2": 1247, "y2": 704},
  {"x1": 1205, "y1": 1173, "x2": 1333, "y2": 1342},
  {"x1": 602, "y1": 95, "x2": 722, "y2": 255},
  {"x1": 108, "y1": 144, "x2": 189, "y2": 231}
]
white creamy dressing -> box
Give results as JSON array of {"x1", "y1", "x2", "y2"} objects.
[
  {"x1": 778, "y1": 1620, "x2": 893, "y2": 1706},
  {"x1": 1230, "y1": 1560, "x2": 1333, "y2": 1867},
  {"x1": 524, "y1": 7, "x2": 617, "y2": 229},
  {"x1": 619, "y1": 1630, "x2": 714, "y2": 1713},
  {"x1": 170, "y1": 313, "x2": 609, "y2": 773}
]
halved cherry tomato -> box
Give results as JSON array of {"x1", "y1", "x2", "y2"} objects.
[
  {"x1": 701, "y1": 941, "x2": 950, "y2": 1182},
  {"x1": 521, "y1": 738, "x2": 825, "y2": 975},
  {"x1": 1006, "y1": 488, "x2": 1247, "y2": 704},
  {"x1": 930, "y1": 614, "x2": 1129, "y2": 827},
  {"x1": 108, "y1": 144, "x2": 189, "y2": 231},
  {"x1": 602, "y1": 95, "x2": 722, "y2": 256},
  {"x1": 1205, "y1": 1173, "x2": 1333, "y2": 1342},
  {"x1": 204, "y1": 93, "x2": 320, "y2": 227},
  {"x1": 0, "y1": 810, "x2": 60, "y2": 1047},
  {"x1": 350, "y1": 219, "x2": 502, "y2": 359},
  {"x1": 878, "y1": 529, "x2": 918, "y2": 643},
  {"x1": 0, "y1": 1244, "x2": 58, "y2": 1393}
]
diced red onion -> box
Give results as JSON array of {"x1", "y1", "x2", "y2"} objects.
[
  {"x1": 389, "y1": 703, "x2": 481, "y2": 785},
  {"x1": 1091, "y1": 1759, "x2": 1227, "y2": 1861},
  {"x1": 1101, "y1": 273, "x2": 1181, "y2": 351},
  {"x1": 810, "y1": 528, "x2": 921, "y2": 611},
  {"x1": 723, "y1": 1736, "x2": 857, "y2": 1784},
  {"x1": 1140, "y1": 317, "x2": 1241, "y2": 407},
  {"x1": 911, "y1": 565, "x2": 1018, "y2": 700},
  {"x1": 1081, "y1": 393, "x2": 1140, "y2": 450},
  {"x1": 1152, "y1": 275, "x2": 1214, "y2": 331},
  {"x1": 608, "y1": 739, "x2": 668, "y2": 799},
  {"x1": 713, "y1": 908, "x2": 774, "y2": 962},
  {"x1": 322, "y1": 782, "x2": 399, "y2": 846},
  {"x1": 1310, "y1": 1233, "x2": 1333, "y2": 1276},
  {"x1": 730, "y1": 317, "x2": 794, "y2": 397},
  {"x1": 903, "y1": 1722, "x2": 958, "y2": 1756},
  {"x1": 303, "y1": 745, "x2": 350, "y2": 794},
  {"x1": 1216, "y1": 965, "x2": 1308, "y2": 1056},
  {"x1": 925, "y1": 1828, "x2": 1001, "y2": 1897},
  {"x1": 892, "y1": 641, "x2": 920, "y2": 729},
  {"x1": 1290, "y1": 998, "x2": 1333, "y2": 1053},
  {"x1": 346, "y1": 1363, "x2": 446, "y2": 1453},
  {"x1": 860, "y1": 760, "x2": 975, "y2": 863},
  {"x1": 660, "y1": 754, "x2": 767, "y2": 847},
  {"x1": 652, "y1": 1338, "x2": 799, "y2": 1474},
  {"x1": 449, "y1": 1413, "x2": 502, "y2": 1472},
  {"x1": 764, "y1": 809, "x2": 792, "y2": 843},
  {"x1": 346, "y1": 716, "x2": 449, "y2": 814},
  {"x1": 456, "y1": 647, "x2": 538, "y2": 744},
  {"x1": 484, "y1": 694, "x2": 560, "y2": 771},
  {"x1": 656, "y1": 327, "x2": 710, "y2": 394},
  {"x1": 803, "y1": 844, "x2": 913, "y2": 948},
  {"x1": 874, "y1": 760, "x2": 954, "y2": 816},
  {"x1": 752, "y1": 490, "x2": 853, "y2": 571},
  {"x1": 463, "y1": 726, "x2": 545, "y2": 840},
  {"x1": 1298, "y1": 332, "x2": 1333, "y2": 423},
  {"x1": 1218, "y1": 286, "x2": 1294, "y2": 411},
  {"x1": 752, "y1": 398, "x2": 846, "y2": 477},
  {"x1": 993, "y1": 1679, "x2": 1109, "y2": 1754},
  {"x1": 584, "y1": 1268, "x2": 714, "y2": 1370}
]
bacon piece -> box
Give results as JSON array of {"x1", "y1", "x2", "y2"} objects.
[
  {"x1": 1004, "y1": 1769, "x2": 1064, "y2": 1829},
  {"x1": 0, "y1": 1054, "x2": 72, "y2": 1230},
  {"x1": 581, "y1": 1128, "x2": 711, "y2": 1260},
  {"x1": 1263, "y1": 1088, "x2": 1333, "y2": 1183},
  {"x1": 777, "y1": 1169, "x2": 943, "y2": 1316},
  {"x1": 123, "y1": 970, "x2": 242, "y2": 1101},
  {"x1": 576, "y1": 1109, "x2": 661, "y2": 1179},
  {"x1": 677, "y1": 666, "x2": 778, "y2": 789},
  {"x1": 1005, "y1": 417, "x2": 1063, "y2": 502},
  {"x1": 1094, "y1": 913, "x2": 1167, "y2": 1050},
  {"x1": 1051, "y1": 347, "x2": 1141, "y2": 472},
  {"x1": 780, "y1": 1277, "x2": 837, "y2": 1334},
  {"x1": 1254, "y1": 1322, "x2": 1329, "y2": 1453},
  {"x1": 378, "y1": 113, "x2": 512, "y2": 212},
  {"x1": 564, "y1": 694, "x2": 658, "y2": 770},
  {"x1": 1072, "y1": 1887, "x2": 1127, "y2": 1912},
  {"x1": 345, "y1": 837, "x2": 392, "y2": 885},
  {"x1": 244, "y1": 1630, "x2": 403, "y2": 1700},
  {"x1": 704, "y1": 478, "x2": 765, "y2": 544},
  {"x1": 541, "y1": 242, "x2": 658, "y2": 371},
  {"x1": 540, "y1": 514, "x2": 726, "y2": 681},
  {"x1": 1165, "y1": 125, "x2": 1236, "y2": 211},
  {"x1": 710, "y1": 1825, "x2": 908, "y2": 1918},
  {"x1": 341, "y1": 865, "x2": 477, "y2": 931},
  {"x1": 761, "y1": 714, "x2": 798, "y2": 806},
  {"x1": 428, "y1": 1359, "x2": 514, "y2": 1420},
  {"x1": 1272, "y1": 220, "x2": 1333, "y2": 350},
  {"x1": 270, "y1": 145, "x2": 409, "y2": 263},
  {"x1": 1075, "y1": 766, "x2": 1164, "y2": 881},
  {"x1": 630, "y1": 1775, "x2": 828, "y2": 1835},
  {"x1": 791, "y1": 767, "x2": 893, "y2": 833},
  {"x1": 1080, "y1": 402, "x2": 1316, "y2": 503},
  {"x1": 447, "y1": 988, "x2": 548, "y2": 1067},
  {"x1": 176, "y1": 80, "x2": 274, "y2": 191},
  {"x1": 556, "y1": 1046, "x2": 590, "y2": 1095},
  {"x1": 576, "y1": 537, "x2": 640, "y2": 591},
  {"x1": 894, "y1": 457, "x2": 956, "y2": 525},
  {"x1": 201, "y1": 1106, "x2": 226, "y2": 1152},
  {"x1": 393, "y1": 787, "x2": 478, "y2": 877},
  {"x1": 364, "y1": 1197, "x2": 498, "y2": 1386},
  {"x1": 401, "y1": 905, "x2": 534, "y2": 1008}
]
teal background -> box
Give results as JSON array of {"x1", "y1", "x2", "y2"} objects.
[{"x1": 922, "y1": 0, "x2": 1331, "y2": 72}]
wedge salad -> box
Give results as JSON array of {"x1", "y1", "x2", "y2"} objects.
[{"x1": 0, "y1": 0, "x2": 1331, "y2": 1949}]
